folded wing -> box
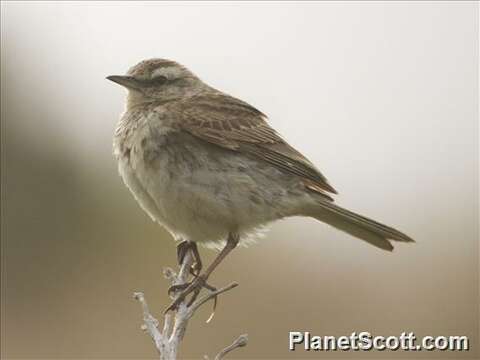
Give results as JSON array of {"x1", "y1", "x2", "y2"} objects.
[{"x1": 172, "y1": 93, "x2": 337, "y2": 199}]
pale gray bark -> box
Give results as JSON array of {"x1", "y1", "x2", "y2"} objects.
[{"x1": 133, "y1": 251, "x2": 247, "y2": 359}]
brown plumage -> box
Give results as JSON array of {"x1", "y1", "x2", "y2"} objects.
[
  {"x1": 109, "y1": 58, "x2": 414, "y2": 252},
  {"x1": 109, "y1": 58, "x2": 415, "y2": 311},
  {"x1": 172, "y1": 93, "x2": 337, "y2": 199}
]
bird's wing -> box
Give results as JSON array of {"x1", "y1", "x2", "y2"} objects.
[{"x1": 173, "y1": 93, "x2": 337, "y2": 199}]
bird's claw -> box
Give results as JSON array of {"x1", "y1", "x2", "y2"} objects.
[
  {"x1": 167, "y1": 282, "x2": 190, "y2": 296},
  {"x1": 190, "y1": 262, "x2": 201, "y2": 277},
  {"x1": 165, "y1": 275, "x2": 217, "y2": 313}
]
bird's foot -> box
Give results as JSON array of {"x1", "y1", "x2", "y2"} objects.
[
  {"x1": 168, "y1": 275, "x2": 216, "y2": 295},
  {"x1": 165, "y1": 274, "x2": 217, "y2": 313}
]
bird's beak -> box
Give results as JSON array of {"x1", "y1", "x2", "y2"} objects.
[{"x1": 106, "y1": 75, "x2": 141, "y2": 90}]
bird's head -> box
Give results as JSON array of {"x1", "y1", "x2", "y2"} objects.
[{"x1": 107, "y1": 58, "x2": 207, "y2": 108}]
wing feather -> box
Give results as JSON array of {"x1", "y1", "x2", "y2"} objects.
[{"x1": 172, "y1": 93, "x2": 337, "y2": 196}]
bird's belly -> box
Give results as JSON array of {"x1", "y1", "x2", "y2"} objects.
[
  {"x1": 117, "y1": 131, "x2": 306, "y2": 245},
  {"x1": 135, "y1": 163, "x2": 265, "y2": 243}
]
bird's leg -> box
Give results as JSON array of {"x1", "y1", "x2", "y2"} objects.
[
  {"x1": 176, "y1": 240, "x2": 202, "y2": 276},
  {"x1": 165, "y1": 232, "x2": 240, "y2": 313},
  {"x1": 189, "y1": 242, "x2": 202, "y2": 276},
  {"x1": 176, "y1": 240, "x2": 189, "y2": 266},
  {"x1": 168, "y1": 241, "x2": 210, "y2": 295}
]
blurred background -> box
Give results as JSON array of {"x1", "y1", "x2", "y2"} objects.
[{"x1": 1, "y1": 1, "x2": 478, "y2": 359}]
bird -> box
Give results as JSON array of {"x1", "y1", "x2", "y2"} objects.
[{"x1": 108, "y1": 58, "x2": 414, "y2": 311}]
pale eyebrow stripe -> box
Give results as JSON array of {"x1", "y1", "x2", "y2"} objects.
[{"x1": 152, "y1": 66, "x2": 183, "y2": 78}]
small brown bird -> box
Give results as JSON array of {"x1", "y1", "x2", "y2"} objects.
[{"x1": 108, "y1": 59, "x2": 414, "y2": 311}]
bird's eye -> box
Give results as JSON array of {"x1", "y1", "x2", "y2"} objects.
[{"x1": 150, "y1": 76, "x2": 168, "y2": 85}]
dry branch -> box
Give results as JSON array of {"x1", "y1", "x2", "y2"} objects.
[{"x1": 133, "y1": 250, "x2": 247, "y2": 359}]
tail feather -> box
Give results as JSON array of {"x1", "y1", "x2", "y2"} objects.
[{"x1": 308, "y1": 200, "x2": 414, "y2": 251}]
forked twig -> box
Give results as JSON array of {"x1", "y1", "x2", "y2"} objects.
[
  {"x1": 214, "y1": 334, "x2": 249, "y2": 360},
  {"x1": 133, "y1": 250, "x2": 247, "y2": 359}
]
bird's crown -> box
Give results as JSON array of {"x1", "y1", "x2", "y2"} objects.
[{"x1": 127, "y1": 58, "x2": 196, "y2": 81}]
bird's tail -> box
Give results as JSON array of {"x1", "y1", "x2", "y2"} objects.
[{"x1": 306, "y1": 200, "x2": 414, "y2": 251}]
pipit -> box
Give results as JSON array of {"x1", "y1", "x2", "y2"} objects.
[{"x1": 108, "y1": 59, "x2": 414, "y2": 312}]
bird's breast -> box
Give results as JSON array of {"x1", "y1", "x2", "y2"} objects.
[{"x1": 113, "y1": 110, "x2": 307, "y2": 244}]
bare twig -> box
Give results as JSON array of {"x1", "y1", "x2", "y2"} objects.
[
  {"x1": 189, "y1": 282, "x2": 239, "y2": 315},
  {"x1": 133, "y1": 247, "x2": 247, "y2": 359},
  {"x1": 214, "y1": 334, "x2": 249, "y2": 360},
  {"x1": 133, "y1": 292, "x2": 163, "y2": 354}
]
